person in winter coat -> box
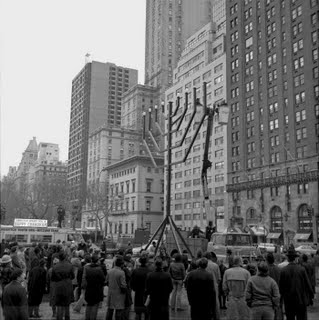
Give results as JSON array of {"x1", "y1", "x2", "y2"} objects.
[
  {"x1": 185, "y1": 257, "x2": 216, "y2": 320},
  {"x1": 47, "y1": 254, "x2": 59, "y2": 318},
  {"x1": 145, "y1": 257, "x2": 173, "y2": 320},
  {"x1": 28, "y1": 258, "x2": 47, "y2": 318},
  {"x1": 105, "y1": 256, "x2": 127, "y2": 320},
  {"x1": 51, "y1": 251, "x2": 74, "y2": 320},
  {"x1": 122, "y1": 255, "x2": 133, "y2": 320},
  {"x1": 2, "y1": 268, "x2": 28, "y2": 320},
  {"x1": 222, "y1": 256, "x2": 251, "y2": 320},
  {"x1": 82, "y1": 254, "x2": 105, "y2": 320},
  {"x1": 131, "y1": 256, "x2": 151, "y2": 320},
  {"x1": 168, "y1": 253, "x2": 186, "y2": 312},
  {"x1": 0, "y1": 255, "x2": 14, "y2": 292},
  {"x1": 300, "y1": 254, "x2": 316, "y2": 296},
  {"x1": 218, "y1": 259, "x2": 227, "y2": 309},
  {"x1": 246, "y1": 261, "x2": 280, "y2": 320},
  {"x1": 279, "y1": 248, "x2": 314, "y2": 320}
]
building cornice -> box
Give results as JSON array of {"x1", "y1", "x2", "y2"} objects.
[
  {"x1": 106, "y1": 156, "x2": 164, "y2": 171},
  {"x1": 226, "y1": 170, "x2": 319, "y2": 193}
]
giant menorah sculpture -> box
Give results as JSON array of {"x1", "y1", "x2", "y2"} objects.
[{"x1": 143, "y1": 82, "x2": 228, "y2": 258}]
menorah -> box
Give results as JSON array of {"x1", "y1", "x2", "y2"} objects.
[{"x1": 142, "y1": 82, "x2": 229, "y2": 258}]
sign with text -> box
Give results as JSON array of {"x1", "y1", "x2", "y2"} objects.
[{"x1": 14, "y1": 219, "x2": 48, "y2": 228}]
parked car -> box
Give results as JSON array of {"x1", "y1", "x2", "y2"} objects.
[{"x1": 295, "y1": 245, "x2": 317, "y2": 255}]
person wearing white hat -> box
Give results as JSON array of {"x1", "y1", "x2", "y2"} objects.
[{"x1": 0, "y1": 255, "x2": 13, "y2": 293}]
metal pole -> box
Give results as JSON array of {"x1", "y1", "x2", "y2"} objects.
[{"x1": 166, "y1": 102, "x2": 173, "y2": 218}]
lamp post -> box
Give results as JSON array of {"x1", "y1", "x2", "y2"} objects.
[{"x1": 142, "y1": 82, "x2": 229, "y2": 257}]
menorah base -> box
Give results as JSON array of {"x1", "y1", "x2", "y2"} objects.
[{"x1": 144, "y1": 214, "x2": 194, "y2": 258}]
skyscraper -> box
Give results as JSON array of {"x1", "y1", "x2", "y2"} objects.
[
  {"x1": 67, "y1": 60, "x2": 138, "y2": 212},
  {"x1": 145, "y1": 0, "x2": 216, "y2": 94},
  {"x1": 226, "y1": 0, "x2": 319, "y2": 244}
]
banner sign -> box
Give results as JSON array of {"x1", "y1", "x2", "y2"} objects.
[{"x1": 14, "y1": 219, "x2": 48, "y2": 228}]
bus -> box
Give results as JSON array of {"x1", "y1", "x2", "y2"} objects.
[
  {"x1": 0, "y1": 224, "x2": 86, "y2": 246},
  {"x1": 207, "y1": 227, "x2": 257, "y2": 263}
]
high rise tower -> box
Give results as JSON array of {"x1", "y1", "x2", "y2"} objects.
[
  {"x1": 67, "y1": 60, "x2": 138, "y2": 212},
  {"x1": 226, "y1": 0, "x2": 319, "y2": 244},
  {"x1": 145, "y1": 0, "x2": 216, "y2": 94}
]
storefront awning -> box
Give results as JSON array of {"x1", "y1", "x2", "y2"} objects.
[
  {"x1": 293, "y1": 233, "x2": 311, "y2": 240},
  {"x1": 266, "y1": 232, "x2": 282, "y2": 239}
]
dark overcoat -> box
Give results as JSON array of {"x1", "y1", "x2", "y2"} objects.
[
  {"x1": 131, "y1": 265, "x2": 151, "y2": 313},
  {"x1": 83, "y1": 263, "x2": 105, "y2": 305},
  {"x1": 185, "y1": 268, "x2": 216, "y2": 320},
  {"x1": 51, "y1": 260, "x2": 74, "y2": 306},
  {"x1": 279, "y1": 262, "x2": 314, "y2": 308},
  {"x1": 27, "y1": 265, "x2": 46, "y2": 306},
  {"x1": 146, "y1": 269, "x2": 173, "y2": 320},
  {"x1": 2, "y1": 280, "x2": 28, "y2": 320}
]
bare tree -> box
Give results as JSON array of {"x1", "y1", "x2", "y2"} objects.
[
  {"x1": 0, "y1": 174, "x2": 67, "y2": 224},
  {"x1": 85, "y1": 181, "x2": 113, "y2": 241}
]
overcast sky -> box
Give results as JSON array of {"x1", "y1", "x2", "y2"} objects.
[{"x1": 0, "y1": 0, "x2": 146, "y2": 176}]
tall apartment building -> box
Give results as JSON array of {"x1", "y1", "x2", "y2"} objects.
[
  {"x1": 67, "y1": 60, "x2": 138, "y2": 212},
  {"x1": 226, "y1": 0, "x2": 319, "y2": 244},
  {"x1": 145, "y1": 0, "x2": 216, "y2": 94},
  {"x1": 212, "y1": 0, "x2": 226, "y2": 31},
  {"x1": 165, "y1": 22, "x2": 228, "y2": 231}
]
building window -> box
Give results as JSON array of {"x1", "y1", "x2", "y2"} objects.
[
  {"x1": 270, "y1": 206, "x2": 283, "y2": 231},
  {"x1": 298, "y1": 204, "x2": 312, "y2": 231},
  {"x1": 145, "y1": 200, "x2": 151, "y2": 211},
  {"x1": 146, "y1": 180, "x2": 152, "y2": 192},
  {"x1": 297, "y1": 183, "x2": 309, "y2": 194}
]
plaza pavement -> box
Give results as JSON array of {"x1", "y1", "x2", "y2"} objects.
[{"x1": 29, "y1": 287, "x2": 319, "y2": 320}]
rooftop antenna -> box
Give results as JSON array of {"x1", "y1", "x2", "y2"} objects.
[{"x1": 85, "y1": 53, "x2": 92, "y2": 65}]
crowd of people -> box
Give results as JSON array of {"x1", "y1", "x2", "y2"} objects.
[{"x1": 0, "y1": 237, "x2": 318, "y2": 320}]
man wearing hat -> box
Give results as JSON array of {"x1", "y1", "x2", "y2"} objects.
[
  {"x1": 279, "y1": 248, "x2": 314, "y2": 320},
  {"x1": 245, "y1": 261, "x2": 280, "y2": 320},
  {"x1": 0, "y1": 255, "x2": 14, "y2": 292}
]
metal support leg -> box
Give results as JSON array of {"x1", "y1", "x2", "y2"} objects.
[
  {"x1": 170, "y1": 216, "x2": 194, "y2": 258},
  {"x1": 169, "y1": 216, "x2": 182, "y2": 255},
  {"x1": 144, "y1": 216, "x2": 168, "y2": 251},
  {"x1": 154, "y1": 217, "x2": 168, "y2": 256}
]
